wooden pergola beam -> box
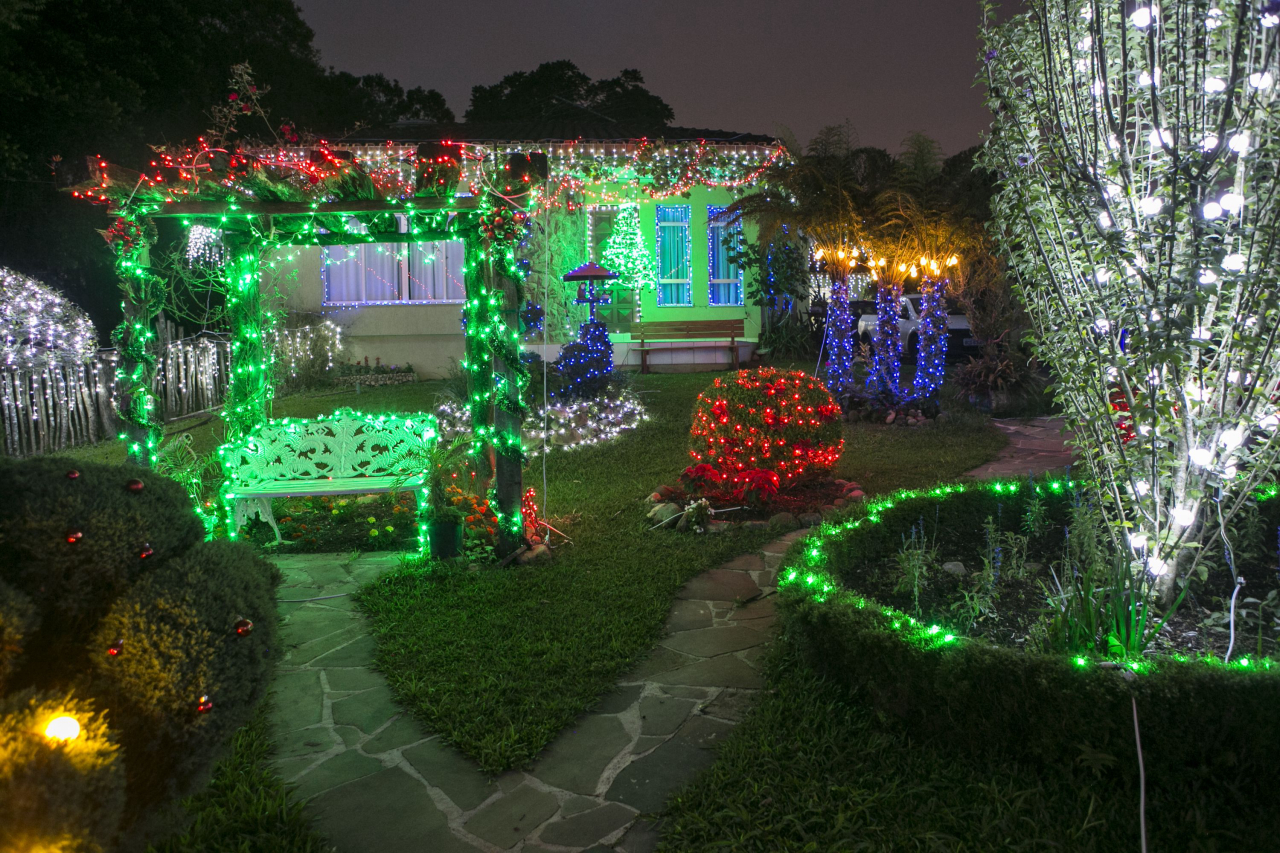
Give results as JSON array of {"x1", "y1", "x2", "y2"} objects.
[{"x1": 146, "y1": 196, "x2": 480, "y2": 217}]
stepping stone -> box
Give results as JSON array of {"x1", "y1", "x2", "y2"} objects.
[
  {"x1": 291, "y1": 749, "x2": 384, "y2": 800},
  {"x1": 720, "y1": 553, "x2": 766, "y2": 573},
  {"x1": 560, "y1": 794, "x2": 601, "y2": 817},
  {"x1": 651, "y1": 655, "x2": 765, "y2": 689},
  {"x1": 311, "y1": 634, "x2": 378, "y2": 667},
  {"x1": 728, "y1": 597, "x2": 776, "y2": 623},
  {"x1": 665, "y1": 599, "x2": 713, "y2": 632},
  {"x1": 624, "y1": 647, "x2": 698, "y2": 681},
  {"x1": 324, "y1": 667, "x2": 383, "y2": 692},
  {"x1": 618, "y1": 818, "x2": 663, "y2": 852},
  {"x1": 403, "y1": 739, "x2": 499, "y2": 811},
  {"x1": 631, "y1": 735, "x2": 666, "y2": 755},
  {"x1": 676, "y1": 569, "x2": 760, "y2": 602},
  {"x1": 331, "y1": 686, "x2": 402, "y2": 734},
  {"x1": 533, "y1": 715, "x2": 630, "y2": 795},
  {"x1": 288, "y1": 625, "x2": 365, "y2": 665},
  {"x1": 362, "y1": 714, "x2": 427, "y2": 753},
  {"x1": 638, "y1": 695, "x2": 696, "y2": 737},
  {"x1": 465, "y1": 783, "x2": 559, "y2": 849},
  {"x1": 334, "y1": 726, "x2": 363, "y2": 747},
  {"x1": 310, "y1": 767, "x2": 479, "y2": 852},
  {"x1": 738, "y1": 645, "x2": 768, "y2": 668},
  {"x1": 593, "y1": 683, "x2": 642, "y2": 714},
  {"x1": 539, "y1": 802, "x2": 636, "y2": 848},
  {"x1": 660, "y1": 626, "x2": 767, "y2": 658},
  {"x1": 606, "y1": 724, "x2": 727, "y2": 813},
  {"x1": 271, "y1": 670, "x2": 324, "y2": 732},
  {"x1": 275, "y1": 726, "x2": 338, "y2": 759},
  {"x1": 701, "y1": 688, "x2": 758, "y2": 723}
]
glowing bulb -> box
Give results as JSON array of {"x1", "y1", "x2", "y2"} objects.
[
  {"x1": 1130, "y1": 7, "x2": 1152, "y2": 27},
  {"x1": 1203, "y1": 201, "x2": 1223, "y2": 219},
  {"x1": 1229, "y1": 133, "x2": 1250, "y2": 153},
  {"x1": 1220, "y1": 192, "x2": 1244, "y2": 214},
  {"x1": 1189, "y1": 447, "x2": 1213, "y2": 466},
  {"x1": 45, "y1": 716, "x2": 80, "y2": 741},
  {"x1": 1172, "y1": 506, "x2": 1195, "y2": 527},
  {"x1": 946, "y1": 255, "x2": 958, "y2": 266},
  {"x1": 1249, "y1": 72, "x2": 1273, "y2": 88},
  {"x1": 1222, "y1": 253, "x2": 1246, "y2": 271},
  {"x1": 1200, "y1": 134, "x2": 1219, "y2": 152},
  {"x1": 1204, "y1": 77, "x2": 1227, "y2": 93},
  {"x1": 1139, "y1": 196, "x2": 1164, "y2": 216}
]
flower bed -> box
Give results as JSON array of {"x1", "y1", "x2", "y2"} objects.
[{"x1": 776, "y1": 478, "x2": 1280, "y2": 847}]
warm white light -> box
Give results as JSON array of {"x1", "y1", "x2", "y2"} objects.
[
  {"x1": 1201, "y1": 134, "x2": 1220, "y2": 151},
  {"x1": 1202, "y1": 201, "x2": 1223, "y2": 220},
  {"x1": 1172, "y1": 507, "x2": 1195, "y2": 527},
  {"x1": 45, "y1": 716, "x2": 80, "y2": 741}
]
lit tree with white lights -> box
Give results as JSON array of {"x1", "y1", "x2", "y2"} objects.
[
  {"x1": 981, "y1": 0, "x2": 1280, "y2": 604},
  {"x1": 0, "y1": 267, "x2": 97, "y2": 369},
  {"x1": 601, "y1": 203, "x2": 657, "y2": 294}
]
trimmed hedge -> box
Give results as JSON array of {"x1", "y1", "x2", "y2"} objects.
[
  {"x1": 781, "y1": 483, "x2": 1280, "y2": 846},
  {"x1": 0, "y1": 457, "x2": 280, "y2": 851}
]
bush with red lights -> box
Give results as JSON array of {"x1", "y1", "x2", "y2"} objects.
[{"x1": 689, "y1": 368, "x2": 843, "y2": 497}]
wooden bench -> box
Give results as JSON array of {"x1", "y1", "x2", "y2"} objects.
[
  {"x1": 218, "y1": 407, "x2": 438, "y2": 543},
  {"x1": 633, "y1": 319, "x2": 747, "y2": 374}
]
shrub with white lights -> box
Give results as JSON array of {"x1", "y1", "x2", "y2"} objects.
[
  {"x1": 981, "y1": 0, "x2": 1280, "y2": 602},
  {"x1": 0, "y1": 267, "x2": 97, "y2": 369}
]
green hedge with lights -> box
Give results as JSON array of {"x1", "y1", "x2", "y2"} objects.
[
  {"x1": 779, "y1": 480, "x2": 1280, "y2": 845},
  {"x1": 0, "y1": 457, "x2": 280, "y2": 852}
]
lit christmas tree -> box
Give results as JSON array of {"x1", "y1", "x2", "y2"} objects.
[{"x1": 600, "y1": 204, "x2": 657, "y2": 293}]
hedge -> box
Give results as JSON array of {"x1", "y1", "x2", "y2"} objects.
[
  {"x1": 780, "y1": 480, "x2": 1280, "y2": 846},
  {"x1": 0, "y1": 457, "x2": 280, "y2": 851}
]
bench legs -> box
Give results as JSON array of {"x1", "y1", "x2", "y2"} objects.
[
  {"x1": 731, "y1": 338, "x2": 739, "y2": 370},
  {"x1": 233, "y1": 497, "x2": 282, "y2": 543},
  {"x1": 640, "y1": 346, "x2": 650, "y2": 375}
]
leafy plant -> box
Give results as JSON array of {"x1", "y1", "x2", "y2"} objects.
[
  {"x1": 391, "y1": 435, "x2": 474, "y2": 520},
  {"x1": 734, "y1": 469, "x2": 781, "y2": 508},
  {"x1": 894, "y1": 520, "x2": 936, "y2": 615}
]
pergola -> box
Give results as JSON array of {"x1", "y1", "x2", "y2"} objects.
[{"x1": 78, "y1": 143, "x2": 537, "y2": 550}]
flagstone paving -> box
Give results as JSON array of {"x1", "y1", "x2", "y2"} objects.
[
  {"x1": 965, "y1": 416, "x2": 1074, "y2": 479},
  {"x1": 267, "y1": 528, "x2": 807, "y2": 852}
]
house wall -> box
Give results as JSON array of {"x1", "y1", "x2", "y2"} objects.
[{"x1": 267, "y1": 184, "x2": 762, "y2": 378}]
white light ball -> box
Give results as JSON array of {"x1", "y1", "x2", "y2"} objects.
[
  {"x1": 1139, "y1": 196, "x2": 1164, "y2": 216},
  {"x1": 1202, "y1": 201, "x2": 1223, "y2": 219},
  {"x1": 1220, "y1": 193, "x2": 1244, "y2": 214},
  {"x1": 1204, "y1": 77, "x2": 1227, "y2": 93},
  {"x1": 1249, "y1": 72, "x2": 1274, "y2": 89},
  {"x1": 1222, "y1": 253, "x2": 1246, "y2": 271},
  {"x1": 1130, "y1": 7, "x2": 1153, "y2": 27},
  {"x1": 1229, "y1": 133, "x2": 1250, "y2": 153}
]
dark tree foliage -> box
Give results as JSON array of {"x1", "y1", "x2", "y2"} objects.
[
  {"x1": 466, "y1": 61, "x2": 674, "y2": 125},
  {"x1": 0, "y1": 0, "x2": 451, "y2": 331}
]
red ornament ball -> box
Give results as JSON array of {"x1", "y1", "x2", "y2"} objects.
[
  {"x1": 196, "y1": 695, "x2": 214, "y2": 714},
  {"x1": 67, "y1": 469, "x2": 80, "y2": 480},
  {"x1": 107, "y1": 639, "x2": 124, "y2": 657},
  {"x1": 139, "y1": 544, "x2": 154, "y2": 559},
  {"x1": 65, "y1": 529, "x2": 83, "y2": 544},
  {"x1": 234, "y1": 618, "x2": 254, "y2": 636},
  {"x1": 125, "y1": 478, "x2": 144, "y2": 493},
  {"x1": 688, "y1": 367, "x2": 844, "y2": 489}
]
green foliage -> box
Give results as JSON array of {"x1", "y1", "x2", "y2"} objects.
[
  {"x1": 0, "y1": 689, "x2": 124, "y2": 853},
  {"x1": 893, "y1": 521, "x2": 935, "y2": 615},
  {"x1": 783, "y1": 587, "x2": 1280, "y2": 848},
  {"x1": 0, "y1": 458, "x2": 205, "y2": 630},
  {"x1": 0, "y1": 457, "x2": 280, "y2": 850},
  {"x1": 465, "y1": 61, "x2": 673, "y2": 125},
  {"x1": 146, "y1": 702, "x2": 328, "y2": 853}
]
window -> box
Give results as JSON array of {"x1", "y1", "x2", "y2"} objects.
[
  {"x1": 322, "y1": 218, "x2": 465, "y2": 305},
  {"x1": 656, "y1": 205, "x2": 692, "y2": 306},
  {"x1": 707, "y1": 206, "x2": 743, "y2": 306}
]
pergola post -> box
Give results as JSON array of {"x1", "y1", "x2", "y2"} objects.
[
  {"x1": 221, "y1": 235, "x2": 271, "y2": 443},
  {"x1": 110, "y1": 223, "x2": 164, "y2": 467}
]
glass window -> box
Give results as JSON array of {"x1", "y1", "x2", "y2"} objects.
[
  {"x1": 707, "y1": 206, "x2": 743, "y2": 306},
  {"x1": 656, "y1": 205, "x2": 692, "y2": 306},
  {"x1": 323, "y1": 239, "x2": 466, "y2": 305}
]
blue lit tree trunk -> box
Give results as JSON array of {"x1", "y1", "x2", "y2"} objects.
[
  {"x1": 867, "y1": 281, "x2": 903, "y2": 401},
  {"x1": 823, "y1": 276, "x2": 858, "y2": 397},
  {"x1": 913, "y1": 276, "x2": 948, "y2": 398},
  {"x1": 221, "y1": 240, "x2": 272, "y2": 444}
]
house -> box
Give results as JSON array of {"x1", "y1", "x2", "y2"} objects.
[{"x1": 272, "y1": 121, "x2": 784, "y2": 376}]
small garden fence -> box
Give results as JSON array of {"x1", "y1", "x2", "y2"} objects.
[{"x1": 0, "y1": 321, "x2": 342, "y2": 457}]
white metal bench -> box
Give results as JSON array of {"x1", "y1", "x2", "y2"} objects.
[{"x1": 218, "y1": 408, "x2": 438, "y2": 543}]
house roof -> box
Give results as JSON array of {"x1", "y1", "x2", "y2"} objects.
[{"x1": 335, "y1": 120, "x2": 777, "y2": 147}]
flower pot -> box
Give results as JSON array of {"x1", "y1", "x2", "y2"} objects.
[{"x1": 427, "y1": 518, "x2": 463, "y2": 559}]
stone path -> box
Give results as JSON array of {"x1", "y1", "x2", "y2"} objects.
[
  {"x1": 965, "y1": 416, "x2": 1073, "y2": 479},
  {"x1": 269, "y1": 529, "x2": 806, "y2": 852}
]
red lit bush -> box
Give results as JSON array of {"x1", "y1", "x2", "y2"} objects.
[{"x1": 689, "y1": 368, "x2": 843, "y2": 491}]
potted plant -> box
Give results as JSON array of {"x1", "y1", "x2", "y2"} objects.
[{"x1": 394, "y1": 435, "x2": 473, "y2": 560}]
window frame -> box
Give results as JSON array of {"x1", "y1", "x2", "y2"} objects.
[
  {"x1": 706, "y1": 205, "x2": 744, "y2": 306},
  {"x1": 655, "y1": 204, "x2": 693, "y2": 307},
  {"x1": 322, "y1": 236, "x2": 466, "y2": 307}
]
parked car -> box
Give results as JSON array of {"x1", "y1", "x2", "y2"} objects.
[{"x1": 856, "y1": 295, "x2": 979, "y2": 355}]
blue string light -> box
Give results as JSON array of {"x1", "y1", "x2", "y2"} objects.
[
  {"x1": 823, "y1": 273, "x2": 863, "y2": 397},
  {"x1": 913, "y1": 276, "x2": 949, "y2": 399},
  {"x1": 867, "y1": 280, "x2": 903, "y2": 400}
]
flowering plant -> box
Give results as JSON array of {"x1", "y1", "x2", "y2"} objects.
[{"x1": 733, "y1": 468, "x2": 781, "y2": 508}]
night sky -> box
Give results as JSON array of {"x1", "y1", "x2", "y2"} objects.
[{"x1": 293, "y1": 0, "x2": 1011, "y2": 156}]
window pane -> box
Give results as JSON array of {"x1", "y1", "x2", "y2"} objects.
[
  {"x1": 361, "y1": 244, "x2": 402, "y2": 302},
  {"x1": 707, "y1": 206, "x2": 742, "y2": 306},
  {"x1": 323, "y1": 245, "x2": 364, "y2": 303},
  {"x1": 408, "y1": 240, "x2": 466, "y2": 302},
  {"x1": 656, "y1": 205, "x2": 691, "y2": 306}
]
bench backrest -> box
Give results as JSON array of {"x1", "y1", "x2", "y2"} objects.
[
  {"x1": 220, "y1": 408, "x2": 438, "y2": 487},
  {"x1": 635, "y1": 319, "x2": 745, "y2": 341}
]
